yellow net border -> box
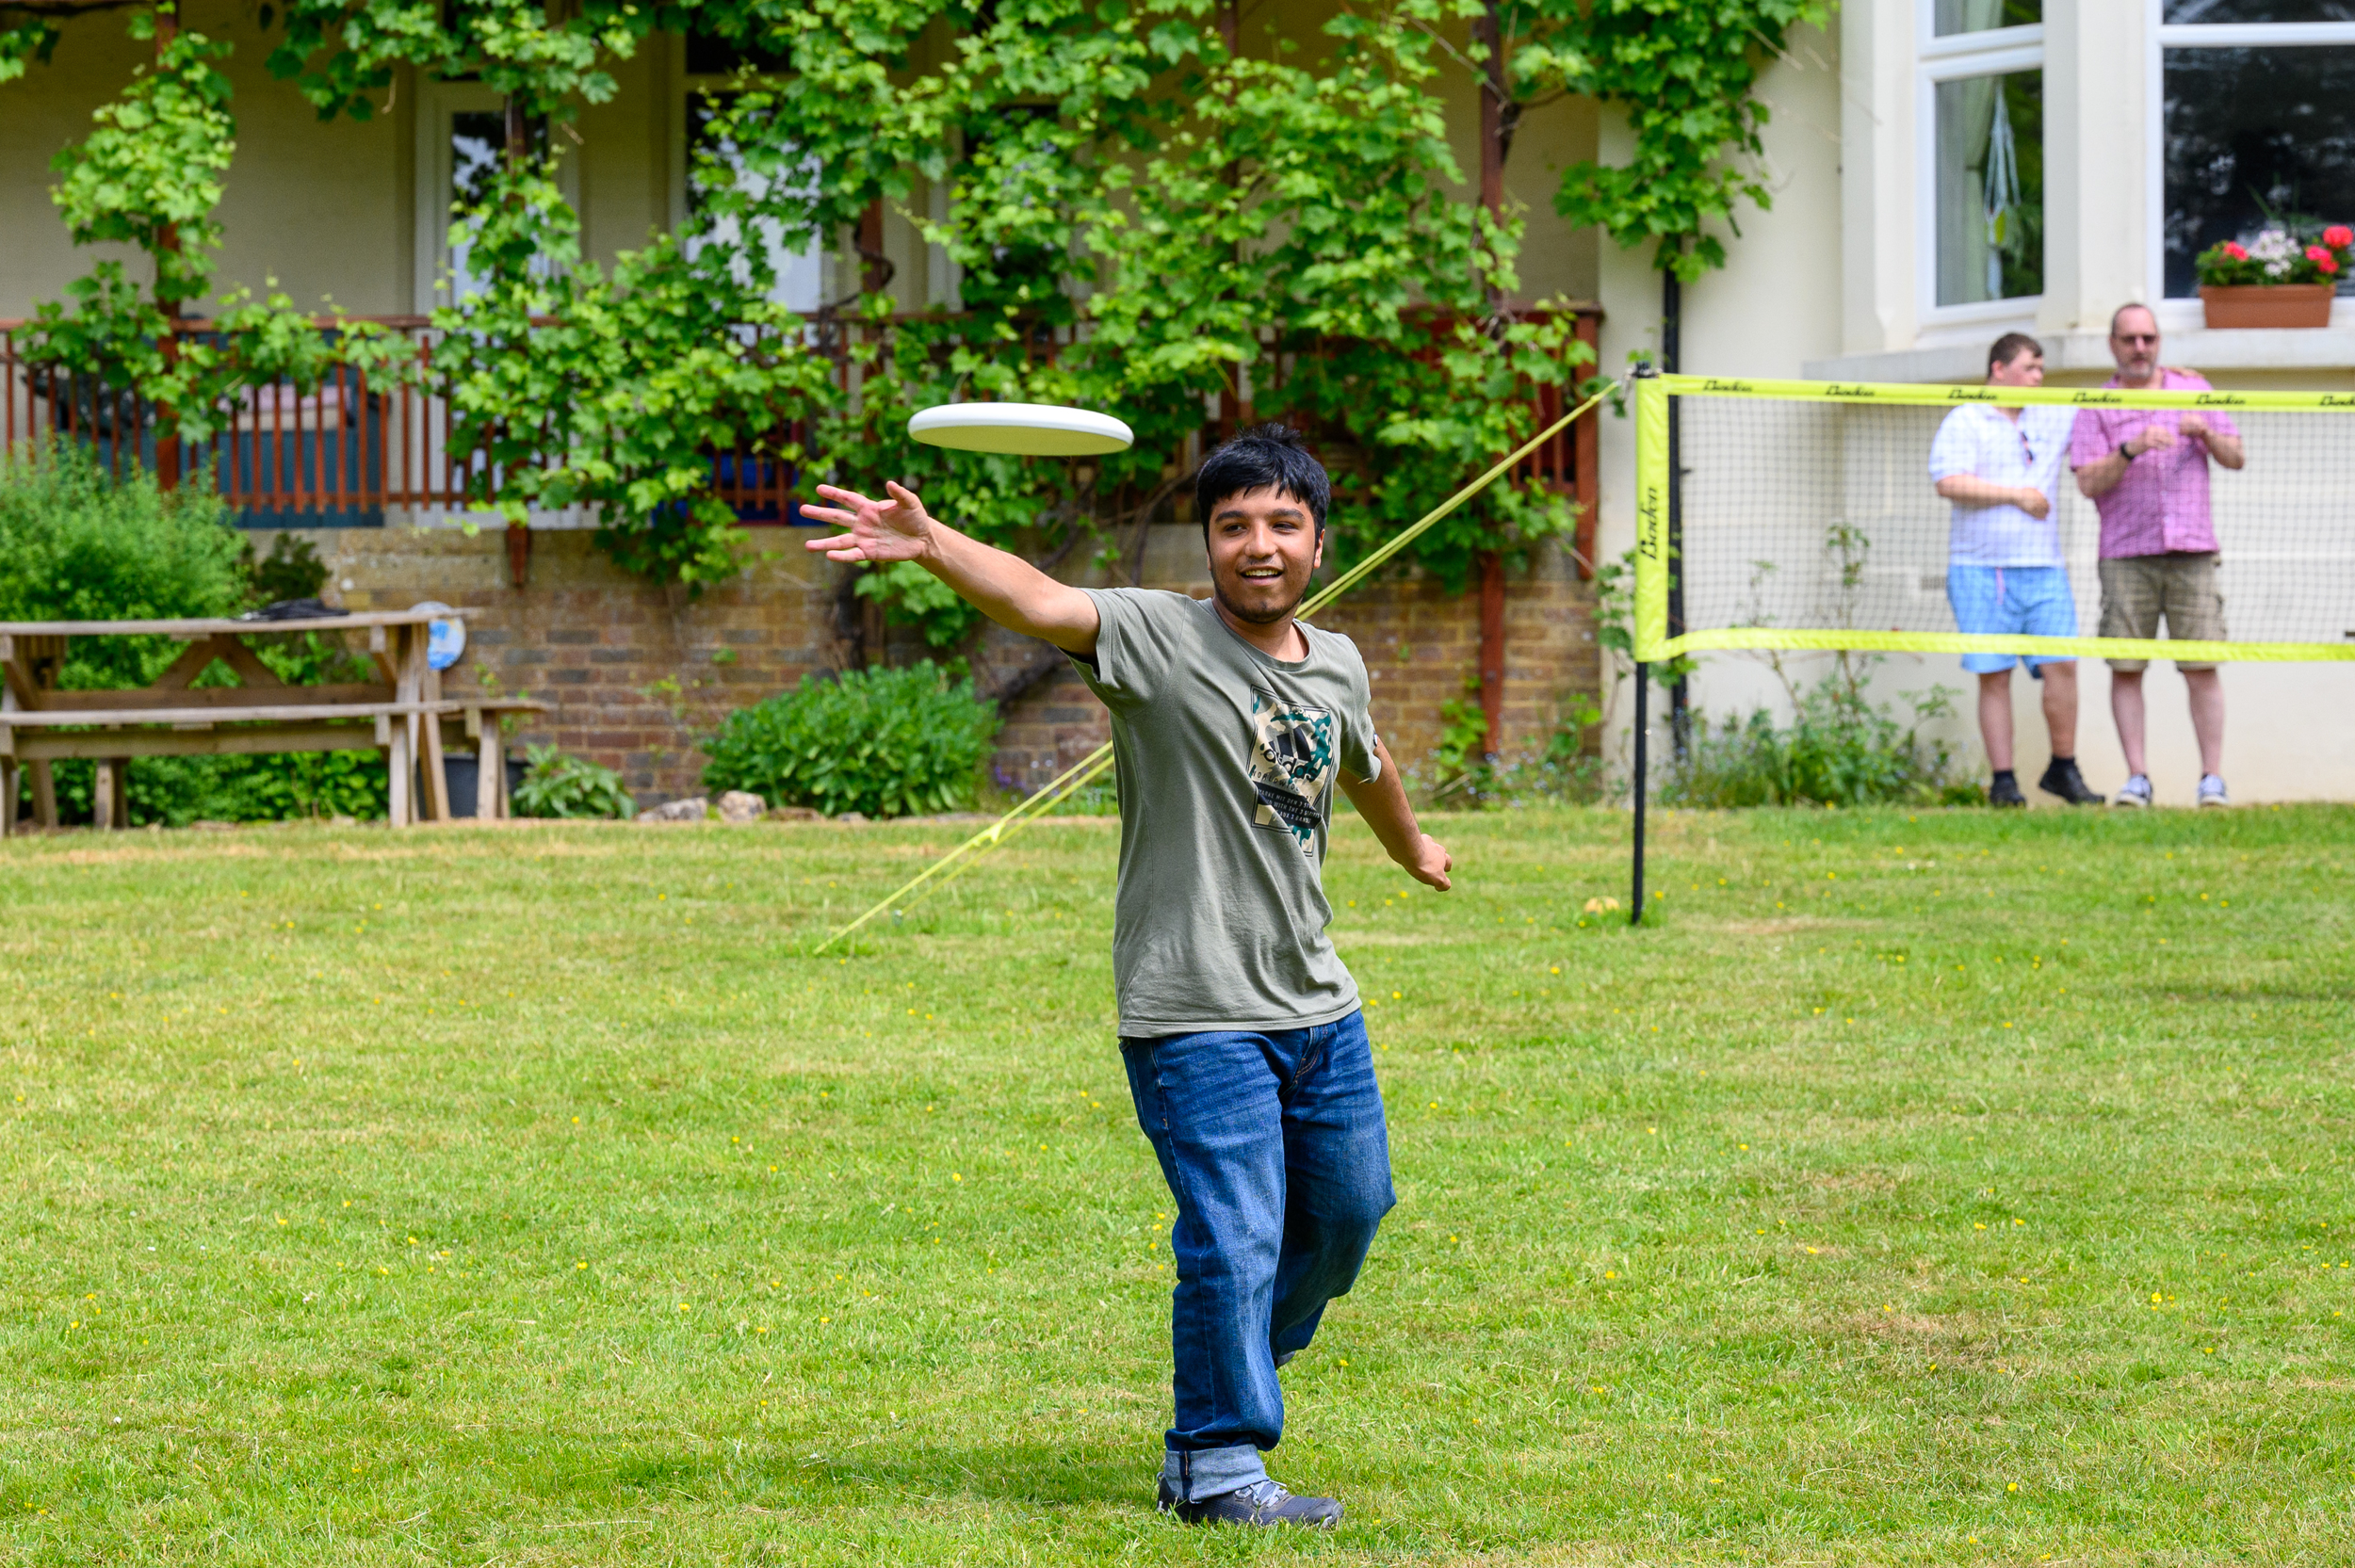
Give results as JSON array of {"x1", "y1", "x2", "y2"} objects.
[{"x1": 1631, "y1": 372, "x2": 2355, "y2": 666}]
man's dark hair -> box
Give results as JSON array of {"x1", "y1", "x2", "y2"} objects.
[
  {"x1": 1194, "y1": 424, "x2": 1330, "y2": 537},
  {"x1": 1988, "y1": 331, "x2": 2042, "y2": 372}
]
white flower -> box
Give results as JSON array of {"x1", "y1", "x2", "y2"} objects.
[{"x1": 2247, "y1": 226, "x2": 2299, "y2": 279}]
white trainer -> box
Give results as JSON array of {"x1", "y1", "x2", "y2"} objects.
[
  {"x1": 2113, "y1": 774, "x2": 2153, "y2": 808},
  {"x1": 2197, "y1": 774, "x2": 2230, "y2": 808}
]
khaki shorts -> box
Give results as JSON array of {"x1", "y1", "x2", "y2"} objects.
[{"x1": 2099, "y1": 552, "x2": 2226, "y2": 672}]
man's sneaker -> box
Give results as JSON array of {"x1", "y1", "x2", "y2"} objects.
[
  {"x1": 2198, "y1": 774, "x2": 2231, "y2": 808},
  {"x1": 1988, "y1": 773, "x2": 2026, "y2": 808},
  {"x1": 2113, "y1": 774, "x2": 2153, "y2": 808},
  {"x1": 2038, "y1": 757, "x2": 2103, "y2": 805},
  {"x1": 1159, "y1": 1477, "x2": 1341, "y2": 1529}
]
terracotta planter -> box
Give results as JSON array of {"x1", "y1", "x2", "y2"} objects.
[{"x1": 2199, "y1": 283, "x2": 2336, "y2": 329}]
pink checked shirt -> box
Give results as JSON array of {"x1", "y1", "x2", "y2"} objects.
[{"x1": 2067, "y1": 368, "x2": 2239, "y2": 559}]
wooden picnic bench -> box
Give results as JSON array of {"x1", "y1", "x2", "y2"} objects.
[{"x1": 0, "y1": 607, "x2": 546, "y2": 834}]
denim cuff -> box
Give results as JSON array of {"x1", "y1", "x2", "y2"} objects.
[{"x1": 1163, "y1": 1444, "x2": 1268, "y2": 1503}]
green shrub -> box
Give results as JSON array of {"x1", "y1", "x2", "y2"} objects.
[
  {"x1": 702, "y1": 661, "x2": 1001, "y2": 819},
  {"x1": 0, "y1": 442, "x2": 247, "y2": 687},
  {"x1": 1414, "y1": 692, "x2": 1610, "y2": 809},
  {"x1": 1, "y1": 448, "x2": 390, "y2": 824},
  {"x1": 512, "y1": 745, "x2": 636, "y2": 820},
  {"x1": 1658, "y1": 675, "x2": 1964, "y2": 809}
]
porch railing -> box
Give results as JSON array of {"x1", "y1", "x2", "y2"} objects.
[{"x1": 0, "y1": 305, "x2": 1601, "y2": 571}]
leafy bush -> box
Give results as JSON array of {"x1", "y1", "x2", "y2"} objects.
[
  {"x1": 1407, "y1": 693, "x2": 1611, "y2": 810},
  {"x1": 0, "y1": 441, "x2": 247, "y2": 687},
  {"x1": 702, "y1": 661, "x2": 1001, "y2": 819},
  {"x1": 511, "y1": 745, "x2": 636, "y2": 820},
  {"x1": 1, "y1": 448, "x2": 391, "y2": 824},
  {"x1": 1658, "y1": 676, "x2": 1964, "y2": 809}
]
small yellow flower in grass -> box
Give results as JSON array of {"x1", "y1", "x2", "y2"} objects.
[
  {"x1": 1806, "y1": 1247, "x2": 1820, "y2": 1254},
  {"x1": 1604, "y1": 1270, "x2": 1616, "y2": 1279},
  {"x1": 2007, "y1": 1482, "x2": 2019, "y2": 1493},
  {"x1": 951, "y1": 1172, "x2": 962, "y2": 1182},
  {"x1": 1975, "y1": 1223, "x2": 1988, "y2": 1231},
  {"x1": 678, "y1": 1302, "x2": 690, "y2": 1312}
]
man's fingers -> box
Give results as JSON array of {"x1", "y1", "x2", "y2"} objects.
[
  {"x1": 885, "y1": 479, "x2": 923, "y2": 507},
  {"x1": 814, "y1": 483, "x2": 876, "y2": 509},
  {"x1": 799, "y1": 506, "x2": 858, "y2": 527},
  {"x1": 804, "y1": 534, "x2": 865, "y2": 556}
]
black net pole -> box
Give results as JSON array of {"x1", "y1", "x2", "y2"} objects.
[
  {"x1": 1662, "y1": 267, "x2": 1688, "y2": 764},
  {"x1": 1630, "y1": 662, "x2": 1648, "y2": 925}
]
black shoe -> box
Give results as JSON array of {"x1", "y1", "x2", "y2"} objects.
[
  {"x1": 1988, "y1": 774, "x2": 2026, "y2": 808},
  {"x1": 1159, "y1": 1477, "x2": 1342, "y2": 1528},
  {"x1": 2038, "y1": 756, "x2": 2102, "y2": 804}
]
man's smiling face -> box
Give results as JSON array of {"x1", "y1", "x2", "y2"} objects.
[{"x1": 1204, "y1": 486, "x2": 1324, "y2": 628}]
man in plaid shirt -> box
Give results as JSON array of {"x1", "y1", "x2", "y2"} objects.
[{"x1": 2069, "y1": 304, "x2": 2245, "y2": 808}]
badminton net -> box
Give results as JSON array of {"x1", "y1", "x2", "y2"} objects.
[{"x1": 1632, "y1": 374, "x2": 2355, "y2": 665}]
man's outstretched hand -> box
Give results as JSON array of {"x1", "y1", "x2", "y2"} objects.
[{"x1": 803, "y1": 481, "x2": 935, "y2": 564}]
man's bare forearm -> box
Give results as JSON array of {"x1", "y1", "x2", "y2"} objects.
[
  {"x1": 2075, "y1": 452, "x2": 2127, "y2": 498},
  {"x1": 1339, "y1": 738, "x2": 1452, "y2": 890},
  {"x1": 918, "y1": 520, "x2": 1099, "y2": 655},
  {"x1": 1936, "y1": 475, "x2": 2036, "y2": 509}
]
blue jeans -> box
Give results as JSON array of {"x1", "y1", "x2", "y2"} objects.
[{"x1": 1120, "y1": 1009, "x2": 1396, "y2": 1503}]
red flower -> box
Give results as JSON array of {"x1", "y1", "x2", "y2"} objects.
[
  {"x1": 2324, "y1": 225, "x2": 2354, "y2": 250},
  {"x1": 2306, "y1": 245, "x2": 2334, "y2": 265},
  {"x1": 2222, "y1": 242, "x2": 2249, "y2": 261},
  {"x1": 2321, "y1": 255, "x2": 2342, "y2": 275}
]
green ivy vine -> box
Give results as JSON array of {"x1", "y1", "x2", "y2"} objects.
[{"x1": 7, "y1": 0, "x2": 1816, "y2": 618}]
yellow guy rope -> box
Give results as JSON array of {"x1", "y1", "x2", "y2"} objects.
[{"x1": 810, "y1": 379, "x2": 1621, "y2": 955}]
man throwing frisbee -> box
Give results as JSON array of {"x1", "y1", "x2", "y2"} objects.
[{"x1": 804, "y1": 426, "x2": 1451, "y2": 1528}]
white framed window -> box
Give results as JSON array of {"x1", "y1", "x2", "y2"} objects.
[
  {"x1": 668, "y1": 35, "x2": 827, "y2": 314},
  {"x1": 2149, "y1": 2, "x2": 2355, "y2": 300},
  {"x1": 412, "y1": 81, "x2": 581, "y2": 313},
  {"x1": 1917, "y1": 1, "x2": 2045, "y2": 324}
]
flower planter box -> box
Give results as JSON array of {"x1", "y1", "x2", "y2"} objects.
[{"x1": 2199, "y1": 283, "x2": 2336, "y2": 330}]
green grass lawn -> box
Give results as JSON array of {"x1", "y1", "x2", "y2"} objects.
[{"x1": 4, "y1": 803, "x2": 2351, "y2": 1565}]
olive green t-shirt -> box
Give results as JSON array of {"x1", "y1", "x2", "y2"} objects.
[{"x1": 1071, "y1": 587, "x2": 1382, "y2": 1037}]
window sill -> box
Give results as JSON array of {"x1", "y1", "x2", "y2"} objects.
[{"x1": 1807, "y1": 321, "x2": 2355, "y2": 384}]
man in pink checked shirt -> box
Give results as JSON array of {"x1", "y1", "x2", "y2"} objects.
[{"x1": 2069, "y1": 304, "x2": 2246, "y2": 809}]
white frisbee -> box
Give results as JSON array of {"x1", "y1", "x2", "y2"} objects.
[{"x1": 907, "y1": 401, "x2": 1132, "y2": 457}]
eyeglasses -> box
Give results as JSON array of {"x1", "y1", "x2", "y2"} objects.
[{"x1": 2115, "y1": 333, "x2": 2160, "y2": 347}]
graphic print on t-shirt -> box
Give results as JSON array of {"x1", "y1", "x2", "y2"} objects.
[{"x1": 1247, "y1": 689, "x2": 1336, "y2": 849}]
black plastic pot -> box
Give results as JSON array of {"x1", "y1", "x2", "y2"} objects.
[{"x1": 437, "y1": 752, "x2": 527, "y2": 819}]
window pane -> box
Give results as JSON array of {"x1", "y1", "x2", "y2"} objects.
[
  {"x1": 447, "y1": 112, "x2": 550, "y2": 303},
  {"x1": 2164, "y1": 46, "x2": 2355, "y2": 296},
  {"x1": 1936, "y1": 71, "x2": 2044, "y2": 305},
  {"x1": 2163, "y1": 2, "x2": 2355, "y2": 21},
  {"x1": 1934, "y1": 0, "x2": 2039, "y2": 36},
  {"x1": 686, "y1": 92, "x2": 823, "y2": 313},
  {"x1": 686, "y1": 29, "x2": 792, "y2": 76}
]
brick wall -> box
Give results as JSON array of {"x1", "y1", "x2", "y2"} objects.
[{"x1": 290, "y1": 521, "x2": 1599, "y2": 805}]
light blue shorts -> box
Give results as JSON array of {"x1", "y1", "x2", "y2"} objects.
[{"x1": 1947, "y1": 565, "x2": 2077, "y2": 673}]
